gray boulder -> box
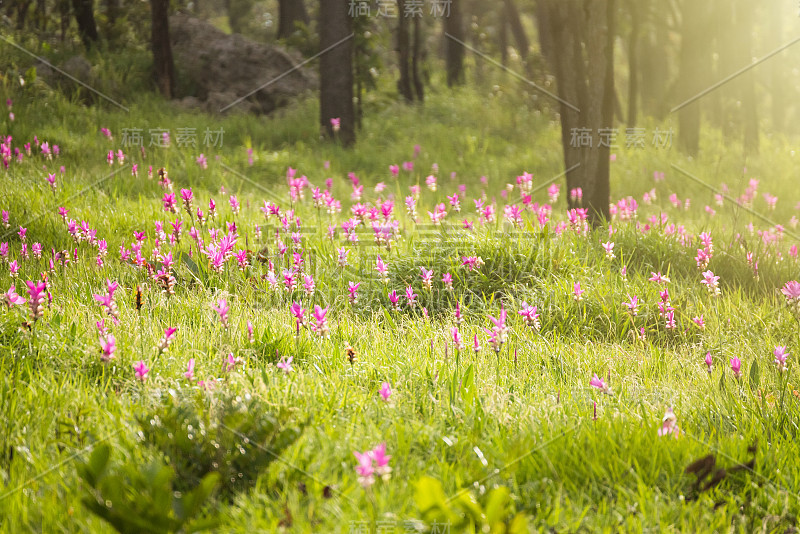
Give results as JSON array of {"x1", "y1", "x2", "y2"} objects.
[{"x1": 169, "y1": 13, "x2": 317, "y2": 114}]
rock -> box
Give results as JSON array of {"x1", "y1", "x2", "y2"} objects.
[{"x1": 169, "y1": 13, "x2": 317, "y2": 115}]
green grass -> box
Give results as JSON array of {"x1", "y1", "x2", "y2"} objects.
[{"x1": 1, "y1": 71, "x2": 800, "y2": 533}]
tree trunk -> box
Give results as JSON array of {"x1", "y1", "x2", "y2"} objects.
[
  {"x1": 278, "y1": 0, "x2": 309, "y2": 39},
  {"x1": 71, "y1": 0, "x2": 99, "y2": 48},
  {"x1": 537, "y1": 0, "x2": 614, "y2": 225},
  {"x1": 319, "y1": 0, "x2": 355, "y2": 146},
  {"x1": 676, "y1": 0, "x2": 711, "y2": 157},
  {"x1": 444, "y1": 0, "x2": 465, "y2": 86},
  {"x1": 59, "y1": 0, "x2": 70, "y2": 41},
  {"x1": 150, "y1": 0, "x2": 175, "y2": 99},
  {"x1": 499, "y1": 4, "x2": 508, "y2": 66},
  {"x1": 769, "y1": 0, "x2": 784, "y2": 133},
  {"x1": 36, "y1": 0, "x2": 46, "y2": 31},
  {"x1": 503, "y1": 0, "x2": 529, "y2": 68},
  {"x1": 411, "y1": 14, "x2": 424, "y2": 101},
  {"x1": 738, "y1": 0, "x2": 758, "y2": 155},
  {"x1": 396, "y1": 0, "x2": 414, "y2": 102},
  {"x1": 626, "y1": 0, "x2": 640, "y2": 126}
]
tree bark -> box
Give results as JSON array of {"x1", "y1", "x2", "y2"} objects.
[
  {"x1": 396, "y1": 0, "x2": 414, "y2": 102},
  {"x1": 278, "y1": 0, "x2": 309, "y2": 39},
  {"x1": 444, "y1": 0, "x2": 465, "y2": 86},
  {"x1": 150, "y1": 0, "x2": 175, "y2": 99},
  {"x1": 626, "y1": 0, "x2": 639, "y2": 126},
  {"x1": 319, "y1": 0, "x2": 355, "y2": 146},
  {"x1": 537, "y1": 0, "x2": 614, "y2": 225},
  {"x1": 411, "y1": 14, "x2": 424, "y2": 101},
  {"x1": 676, "y1": 0, "x2": 711, "y2": 156},
  {"x1": 71, "y1": 0, "x2": 99, "y2": 48},
  {"x1": 503, "y1": 0, "x2": 529, "y2": 68}
]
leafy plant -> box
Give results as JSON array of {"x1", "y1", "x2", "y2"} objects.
[
  {"x1": 137, "y1": 391, "x2": 305, "y2": 500},
  {"x1": 415, "y1": 476, "x2": 528, "y2": 533},
  {"x1": 77, "y1": 444, "x2": 220, "y2": 534}
]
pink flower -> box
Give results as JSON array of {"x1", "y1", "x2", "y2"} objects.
[
  {"x1": 157, "y1": 327, "x2": 177, "y2": 354},
  {"x1": 472, "y1": 334, "x2": 480, "y2": 354},
  {"x1": 405, "y1": 286, "x2": 417, "y2": 307},
  {"x1": 602, "y1": 241, "x2": 615, "y2": 259},
  {"x1": 657, "y1": 408, "x2": 680, "y2": 437},
  {"x1": 184, "y1": 358, "x2": 195, "y2": 380},
  {"x1": 348, "y1": 281, "x2": 360, "y2": 304},
  {"x1": 133, "y1": 360, "x2": 150, "y2": 381},
  {"x1": 371, "y1": 442, "x2": 391, "y2": 479},
  {"x1": 212, "y1": 298, "x2": 229, "y2": 329},
  {"x1": 649, "y1": 272, "x2": 670, "y2": 284},
  {"x1": 693, "y1": 315, "x2": 705, "y2": 329},
  {"x1": 518, "y1": 302, "x2": 540, "y2": 329},
  {"x1": 353, "y1": 450, "x2": 375, "y2": 488},
  {"x1": 623, "y1": 295, "x2": 638, "y2": 316},
  {"x1": 704, "y1": 352, "x2": 713, "y2": 373},
  {"x1": 376, "y1": 255, "x2": 389, "y2": 282},
  {"x1": 774, "y1": 346, "x2": 789, "y2": 372},
  {"x1": 99, "y1": 334, "x2": 116, "y2": 362},
  {"x1": 224, "y1": 352, "x2": 243, "y2": 372},
  {"x1": 247, "y1": 320, "x2": 254, "y2": 343},
  {"x1": 2, "y1": 285, "x2": 25, "y2": 308},
  {"x1": 701, "y1": 270, "x2": 720, "y2": 296},
  {"x1": 196, "y1": 154, "x2": 207, "y2": 169},
  {"x1": 379, "y1": 382, "x2": 392, "y2": 401},
  {"x1": 311, "y1": 305, "x2": 329, "y2": 337},
  {"x1": 573, "y1": 282, "x2": 584, "y2": 301},
  {"x1": 590, "y1": 374, "x2": 612, "y2": 395},
  {"x1": 730, "y1": 357, "x2": 741, "y2": 379},
  {"x1": 277, "y1": 355, "x2": 293, "y2": 374},
  {"x1": 26, "y1": 280, "x2": 47, "y2": 322}
]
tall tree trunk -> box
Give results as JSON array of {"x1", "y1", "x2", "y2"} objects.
[
  {"x1": 769, "y1": 0, "x2": 784, "y2": 133},
  {"x1": 411, "y1": 14, "x2": 424, "y2": 101},
  {"x1": 36, "y1": 0, "x2": 46, "y2": 31},
  {"x1": 444, "y1": 0, "x2": 465, "y2": 86},
  {"x1": 59, "y1": 0, "x2": 70, "y2": 41},
  {"x1": 319, "y1": 0, "x2": 355, "y2": 146},
  {"x1": 503, "y1": 0, "x2": 529, "y2": 69},
  {"x1": 71, "y1": 0, "x2": 99, "y2": 48},
  {"x1": 278, "y1": 0, "x2": 309, "y2": 39},
  {"x1": 396, "y1": 0, "x2": 413, "y2": 102},
  {"x1": 150, "y1": 0, "x2": 175, "y2": 99},
  {"x1": 676, "y1": 0, "x2": 711, "y2": 157},
  {"x1": 626, "y1": 0, "x2": 640, "y2": 126},
  {"x1": 738, "y1": 0, "x2": 758, "y2": 154},
  {"x1": 499, "y1": 4, "x2": 508, "y2": 66},
  {"x1": 538, "y1": 0, "x2": 614, "y2": 225}
]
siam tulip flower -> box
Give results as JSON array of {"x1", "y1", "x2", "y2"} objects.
[
  {"x1": 704, "y1": 352, "x2": 714, "y2": 373},
  {"x1": 311, "y1": 305, "x2": 329, "y2": 337},
  {"x1": 518, "y1": 302, "x2": 540, "y2": 329},
  {"x1": 486, "y1": 305, "x2": 508, "y2": 353},
  {"x1": 353, "y1": 450, "x2": 375, "y2": 488},
  {"x1": 573, "y1": 282, "x2": 584, "y2": 301},
  {"x1": 229, "y1": 195, "x2": 240, "y2": 215},
  {"x1": 590, "y1": 374, "x2": 612, "y2": 395},
  {"x1": 212, "y1": 298, "x2": 230, "y2": 329},
  {"x1": 156, "y1": 327, "x2": 177, "y2": 354},
  {"x1": 184, "y1": 358, "x2": 195, "y2": 380},
  {"x1": 701, "y1": 270, "x2": 720, "y2": 296},
  {"x1": 2, "y1": 285, "x2": 25, "y2": 308},
  {"x1": 405, "y1": 286, "x2": 417, "y2": 308},
  {"x1": 106, "y1": 150, "x2": 114, "y2": 165},
  {"x1": 657, "y1": 408, "x2": 680, "y2": 437},
  {"x1": 371, "y1": 442, "x2": 392, "y2": 480},
  {"x1": 623, "y1": 295, "x2": 639, "y2": 316},
  {"x1": 420, "y1": 267, "x2": 434, "y2": 290},
  {"x1": 730, "y1": 357, "x2": 741, "y2": 379},
  {"x1": 649, "y1": 272, "x2": 670, "y2": 284},
  {"x1": 570, "y1": 187, "x2": 583, "y2": 204},
  {"x1": 389, "y1": 164, "x2": 399, "y2": 177},
  {"x1": 379, "y1": 382, "x2": 392, "y2": 401},
  {"x1": 93, "y1": 280, "x2": 120, "y2": 322},
  {"x1": 774, "y1": 346, "x2": 789, "y2": 372},
  {"x1": 388, "y1": 290, "x2": 399, "y2": 310},
  {"x1": 461, "y1": 256, "x2": 483, "y2": 271},
  {"x1": 302, "y1": 274, "x2": 315, "y2": 296},
  {"x1": 277, "y1": 355, "x2": 293, "y2": 374},
  {"x1": 548, "y1": 183, "x2": 560, "y2": 204},
  {"x1": 9, "y1": 260, "x2": 18, "y2": 277},
  {"x1": 602, "y1": 241, "x2": 615, "y2": 260},
  {"x1": 451, "y1": 326, "x2": 463, "y2": 350},
  {"x1": 780, "y1": 281, "x2": 800, "y2": 317},
  {"x1": 45, "y1": 173, "x2": 56, "y2": 193},
  {"x1": 99, "y1": 334, "x2": 116, "y2": 362},
  {"x1": 224, "y1": 352, "x2": 243, "y2": 372},
  {"x1": 473, "y1": 333, "x2": 480, "y2": 354},
  {"x1": 376, "y1": 255, "x2": 389, "y2": 283},
  {"x1": 693, "y1": 315, "x2": 705, "y2": 329},
  {"x1": 116, "y1": 149, "x2": 124, "y2": 165},
  {"x1": 196, "y1": 154, "x2": 207, "y2": 169},
  {"x1": 133, "y1": 360, "x2": 150, "y2": 381},
  {"x1": 162, "y1": 192, "x2": 177, "y2": 213},
  {"x1": 442, "y1": 272, "x2": 453, "y2": 291},
  {"x1": 180, "y1": 188, "x2": 194, "y2": 213},
  {"x1": 665, "y1": 310, "x2": 677, "y2": 330},
  {"x1": 131, "y1": 163, "x2": 138, "y2": 177},
  {"x1": 330, "y1": 117, "x2": 341, "y2": 132},
  {"x1": 246, "y1": 320, "x2": 255, "y2": 343},
  {"x1": 337, "y1": 247, "x2": 349, "y2": 267},
  {"x1": 348, "y1": 281, "x2": 360, "y2": 304},
  {"x1": 425, "y1": 174, "x2": 437, "y2": 191}
]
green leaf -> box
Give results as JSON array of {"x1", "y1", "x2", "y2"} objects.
[
  {"x1": 749, "y1": 359, "x2": 760, "y2": 391},
  {"x1": 414, "y1": 476, "x2": 450, "y2": 517},
  {"x1": 485, "y1": 486, "x2": 510, "y2": 525}
]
